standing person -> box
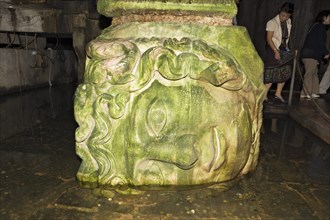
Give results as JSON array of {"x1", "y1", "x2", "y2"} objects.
[
  {"x1": 300, "y1": 10, "x2": 330, "y2": 99},
  {"x1": 263, "y1": 2, "x2": 295, "y2": 104},
  {"x1": 319, "y1": 63, "x2": 330, "y2": 96}
]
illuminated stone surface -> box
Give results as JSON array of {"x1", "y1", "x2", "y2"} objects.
[{"x1": 74, "y1": 0, "x2": 265, "y2": 194}]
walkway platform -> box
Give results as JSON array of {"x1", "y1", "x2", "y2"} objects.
[{"x1": 264, "y1": 92, "x2": 330, "y2": 145}]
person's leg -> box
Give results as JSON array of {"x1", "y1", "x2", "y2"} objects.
[
  {"x1": 319, "y1": 64, "x2": 330, "y2": 94},
  {"x1": 275, "y1": 82, "x2": 285, "y2": 98},
  {"x1": 311, "y1": 66, "x2": 320, "y2": 96},
  {"x1": 301, "y1": 58, "x2": 318, "y2": 97},
  {"x1": 264, "y1": 83, "x2": 272, "y2": 101}
]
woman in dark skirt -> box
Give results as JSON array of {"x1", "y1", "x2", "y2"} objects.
[{"x1": 264, "y1": 2, "x2": 294, "y2": 104}]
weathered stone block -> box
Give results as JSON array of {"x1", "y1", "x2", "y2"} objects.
[{"x1": 74, "y1": 1, "x2": 265, "y2": 195}]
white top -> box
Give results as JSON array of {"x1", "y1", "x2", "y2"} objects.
[{"x1": 266, "y1": 15, "x2": 292, "y2": 49}]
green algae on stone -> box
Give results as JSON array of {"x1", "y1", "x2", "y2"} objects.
[
  {"x1": 74, "y1": 1, "x2": 265, "y2": 195},
  {"x1": 97, "y1": 0, "x2": 237, "y2": 18},
  {"x1": 74, "y1": 0, "x2": 265, "y2": 194}
]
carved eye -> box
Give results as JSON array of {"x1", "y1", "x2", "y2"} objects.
[{"x1": 146, "y1": 98, "x2": 167, "y2": 138}]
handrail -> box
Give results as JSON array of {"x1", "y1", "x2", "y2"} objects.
[{"x1": 288, "y1": 50, "x2": 298, "y2": 106}]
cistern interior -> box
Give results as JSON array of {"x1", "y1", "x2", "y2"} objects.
[{"x1": 0, "y1": 0, "x2": 329, "y2": 219}]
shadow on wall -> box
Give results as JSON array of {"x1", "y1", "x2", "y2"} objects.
[{"x1": 0, "y1": 45, "x2": 77, "y2": 96}]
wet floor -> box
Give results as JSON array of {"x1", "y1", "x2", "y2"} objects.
[{"x1": 0, "y1": 85, "x2": 329, "y2": 220}]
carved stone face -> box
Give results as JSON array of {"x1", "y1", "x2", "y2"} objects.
[
  {"x1": 125, "y1": 80, "x2": 252, "y2": 186},
  {"x1": 74, "y1": 22, "x2": 265, "y2": 193}
]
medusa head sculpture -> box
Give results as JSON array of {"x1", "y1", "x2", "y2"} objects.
[{"x1": 74, "y1": 0, "x2": 265, "y2": 195}]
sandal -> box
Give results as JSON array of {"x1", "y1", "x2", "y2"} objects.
[{"x1": 274, "y1": 95, "x2": 287, "y2": 104}]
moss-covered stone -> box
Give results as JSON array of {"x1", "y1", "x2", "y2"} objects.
[
  {"x1": 97, "y1": 0, "x2": 237, "y2": 18},
  {"x1": 74, "y1": 4, "x2": 265, "y2": 195}
]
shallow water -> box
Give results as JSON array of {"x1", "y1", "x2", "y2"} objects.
[{"x1": 0, "y1": 85, "x2": 329, "y2": 219}]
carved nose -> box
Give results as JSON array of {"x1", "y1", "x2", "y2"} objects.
[{"x1": 145, "y1": 134, "x2": 198, "y2": 170}]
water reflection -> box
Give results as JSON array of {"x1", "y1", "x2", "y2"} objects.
[
  {"x1": 261, "y1": 114, "x2": 329, "y2": 184},
  {"x1": 0, "y1": 84, "x2": 76, "y2": 141}
]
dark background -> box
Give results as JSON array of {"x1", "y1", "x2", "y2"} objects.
[{"x1": 237, "y1": 0, "x2": 330, "y2": 60}]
